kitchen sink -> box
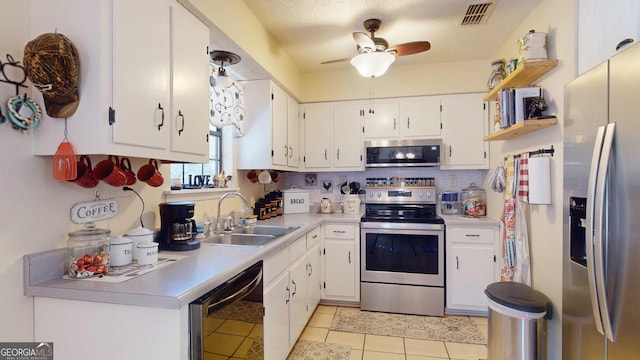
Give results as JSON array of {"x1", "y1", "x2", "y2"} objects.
[
  {"x1": 200, "y1": 233, "x2": 277, "y2": 247},
  {"x1": 200, "y1": 225, "x2": 299, "y2": 247},
  {"x1": 232, "y1": 225, "x2": 299, "y2": 237}
]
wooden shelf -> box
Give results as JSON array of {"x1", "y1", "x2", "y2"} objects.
[
  {"x1": 483, "y1": 117, "x2": 558, "y2": 141},
  {"x1": 483, "y1": 59, "x2": 558, "y2": 101}
]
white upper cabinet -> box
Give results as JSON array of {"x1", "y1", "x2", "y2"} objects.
[
  {"x1": 440, "y1": 93, "x2": 489, "y2": 170},
  {"x1": 332, "y1": 102, "x2": 364, "y2": 168},
  {"x1": 287, "y1": 95, "x2": 301, "y2": 168},
  {"x1": 30, "y1": 0, "x2": 210, "y2": 163},
  {"x1": 301, "y1": 103, "x2": 333, "y2": 169},
  {"x1": 302, "y1": 101, "x2": 363, "y2": 171},
  {"x1": 398, "y1": 96, "x2": 442, "y2": 138},
  {"x1": 237, "y1": 80, "x2": 300, "y2": 171},
  {"x1": 362, "y1": 100, "x2": 400, "y2": 139},
  {"x1": 578, "y1": 0, "x2": 640, "y2": 75},
  {"x1": 363, "y1": 96, "x2": 442, "y2": 140},
  {"x1": 169, "y1": 3, "x2": 211, "y2": 157}
]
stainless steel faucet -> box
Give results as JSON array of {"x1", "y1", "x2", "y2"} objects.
[{"x1": 216, "y1": 191, "x2": 249, "y2": 233}]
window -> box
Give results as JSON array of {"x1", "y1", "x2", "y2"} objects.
[{"x1": 170, "y1": 128, "x2": 221, "y2": 189}]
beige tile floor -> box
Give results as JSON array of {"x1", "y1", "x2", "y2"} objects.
[{"x1": 299, "y1": 305, "x2": 488, "y2": 360}]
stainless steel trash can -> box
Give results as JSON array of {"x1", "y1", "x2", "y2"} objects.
[{"x1": 485, "y1": 282, "x2": 551, "y2": 360}]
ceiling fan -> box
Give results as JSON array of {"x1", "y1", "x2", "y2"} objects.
[{"x1": 322, "y1": 18, "x2": 431, "y2": 77}]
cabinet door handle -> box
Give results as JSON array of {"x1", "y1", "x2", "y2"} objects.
[
  {"x1": 333, "y1": 230, "x2": 346, "y2": 234},
  {"x1": 393, "y1": 118, "x2": 396, "y2": 130},
  {"x1": 312, "y1": 234, "x2": 318, "y2": 239},
  {"x1": 456, "y1": 256, "x2": 459, "y2": 269},
  {"x1": 348, "y1": 251, "x2": 351, "y2": 264},
  {"x1": 156, "y1": 103, "x2": 165, "y2": 131},
  {"x1": 289, "y1": 146, "x2": 293, "y2": 158},
  {"x1": 324, "y1": 149, "x2": 327, "y2": 160},
  {"x1": 337, "y1": 148, "x2": 340, "y2": 160},
  {"x1": 407, "y1": 117, "x2": 410, "y2": 129},
  {"x1": 616, "y1": 38, "x2": 634, "y2": 51},
  {"x1": 307, "y1": 263, "x2": 312, "y2": 277},
  {"x1": 291, "y1": 280, "x2": 297, "y2": 297},
  {"x1": 285, "y1": 286, "x2": 290, "y2": 304},
  {"x1": 284, "y1": 144, "x2": 289, "y2": 157},
  {"x1": 449, "y1": 145, "x2": 452, "y2": 157},
  {"x1": 465, "y1": 234, "x2": 480, "y2": 237},
  {"x1": 177, "y1": 110, "x2": 185, "y2": 135}
]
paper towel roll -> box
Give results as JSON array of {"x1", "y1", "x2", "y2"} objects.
[{"x1": 528, "y1": 157, "x2": 551, "y2": 204}]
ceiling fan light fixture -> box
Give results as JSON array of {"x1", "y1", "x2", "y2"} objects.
[{"x1": 350, "y1": 51, "x2": 396, "y2": 78}]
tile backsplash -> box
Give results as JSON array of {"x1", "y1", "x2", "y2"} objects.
[{"x1": 279, "y1": 168, "x2": 488, "y2": 206}]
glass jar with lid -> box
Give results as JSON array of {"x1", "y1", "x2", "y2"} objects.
[
  {"x1": 67, "y1": 222, "x2": 111, "y2": 278},
  {"x1": 460, "y1": 183, "x2": 487, "y2": 217}
]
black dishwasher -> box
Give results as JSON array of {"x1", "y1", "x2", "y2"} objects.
[{"x1": 190, "y1": 261, "x2": 263, "y2": 360}]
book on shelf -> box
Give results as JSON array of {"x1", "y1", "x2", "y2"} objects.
[{"x1": 497, "y1": 86, "x2": 543, "y2": 128}]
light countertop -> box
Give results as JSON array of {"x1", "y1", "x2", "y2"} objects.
[{"x1": 23, "y1": 211, "x2": 362, "y2": 310}]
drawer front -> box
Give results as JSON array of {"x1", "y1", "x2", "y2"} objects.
[
  {"x1": 289, "y1": 235, "x2": 307, "y2": 263},
  {"x1": 448, "y1": 227, "x2": 495, "y2": 244},
  {"x1": 306, "y1": 226, "x2": 321, "y2": 249},
  {"x1": 324, "y1": 224, "x2": 355, "y2": 239},
  {"x1": 264, "y1": 246, "x2": 289, "y2": 285}
]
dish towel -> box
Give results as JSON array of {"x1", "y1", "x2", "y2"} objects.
[
  {"x1": 517, "y1": 152, "x2": 529, "y2": 202},
  {"x1": 514, "y1": 200, "x2": 531, "y2": 285},
  {"x1": 500, "y1": 198, "x2": 516, "y2": 282},
  {"x1": 504, "y1": 156, "x2": 516, "y2": 198}
]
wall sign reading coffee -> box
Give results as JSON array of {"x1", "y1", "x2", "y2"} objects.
[{"x1": 70, "y1": 199, "x2": 118, "y2": 224}]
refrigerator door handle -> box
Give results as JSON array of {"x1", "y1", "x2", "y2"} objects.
[
  {"x1": 586, "y1": 125, "x2": 607, "y2": 336},
  {"x1": 594, "y1": 122, "x2": 616, "y2": 342}
]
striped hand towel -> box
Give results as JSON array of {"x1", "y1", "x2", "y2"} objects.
[{"x1": 517, "y1": 153, "x2": 529, "y2": 202}]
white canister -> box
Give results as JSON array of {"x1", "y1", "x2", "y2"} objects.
[
  {"x1": 342, "y1": 195, "x2": 361, "y2": 214},
  {"x1": 518, "y1": 30, "x2": 548, "y2": 61},
  {"x1": 137, "y1": 242, "x2": 159, "y2": 265},
  {"x1": 110, "y1": 236, "x2": 133, "y2": 267},
  {"x1": 125, "y1": 226, "x2": 154, "y2": 260}
]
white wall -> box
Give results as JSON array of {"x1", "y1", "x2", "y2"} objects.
[
  {"x1": 485, "y1": 0, "x2": 576, "y2": 358},
  {"x1": 0, "y1": 2, "x2": 242, "y2": 341}
]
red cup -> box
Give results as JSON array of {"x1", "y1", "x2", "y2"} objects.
[
  {"x1": 67, "y1": 155, "x2": 98, "y2": 188},
  {"x1": 246, "y1": 170, "x2": 258, "y2": 183},
  {"x1": 137, "y1": 159, "x2": 164, "y2": 187},
  {"x1": 120, "y1": 157, "x2": 137, "y2": 185},
  {"x1": 270, "y1": 171, "x2": 279, "y2": 183},
  {"x1": 93, "y1": 155, "x2": 128, "y2": 186}
]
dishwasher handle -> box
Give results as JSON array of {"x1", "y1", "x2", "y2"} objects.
[
  {"x1": 192, "y1": 262, "x2": 263, "y2": 316},
  {"x1": 207, "y1": 267, "x2": 262, "y2": 315}
]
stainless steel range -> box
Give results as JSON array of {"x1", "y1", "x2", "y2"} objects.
[{"x1": 360, "y1": 179, "x2": 445, "y2": 316}]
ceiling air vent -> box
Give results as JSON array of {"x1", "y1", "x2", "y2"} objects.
[{"x1": 461, "y1": 2, "x2": 495, "y2": 26}]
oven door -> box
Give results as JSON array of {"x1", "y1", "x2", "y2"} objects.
[{"x1": 360, "y1": 222, "x2": 444, "y2": 286}]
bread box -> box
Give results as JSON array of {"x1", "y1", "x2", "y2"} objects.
[{"x1": 282, "y1": 188, "x2": 309, "y2": 214}]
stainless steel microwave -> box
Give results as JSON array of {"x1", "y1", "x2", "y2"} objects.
[{"x1": 365, "y1": 139, "x2": 442, "y2": 167}]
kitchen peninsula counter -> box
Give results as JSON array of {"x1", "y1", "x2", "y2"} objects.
[{"x1": 24, "y1": 211, "x2": 363, "y2": 309}]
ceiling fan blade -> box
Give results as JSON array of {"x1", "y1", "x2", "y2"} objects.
[
  {"x1": 321, "y1": 57, "x2": 351, "y2": 65},
  {"x1": 353, "y1": 32, "x2": 375, "y2": 50},
  {"x1": 390, "y1": 41, "x2": 431, "y2": 56}
]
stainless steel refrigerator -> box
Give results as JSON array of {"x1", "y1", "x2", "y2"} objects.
[{"x1": 563, "y1": 42, "x2": 640, "y2": 359}]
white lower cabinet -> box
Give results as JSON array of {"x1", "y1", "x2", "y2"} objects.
[
  {"x1": 264, "y1": 270, "x2": 290, "y2": 360},
  {"x1": 263, "y1": 226, "x2": 321, "y2": 360},
  {"x1": 445, "y1": 225, "x2": 499, "y2": 315},
  {"x1": 321, "y1": 223, "x2": 360, "y2": 303}
]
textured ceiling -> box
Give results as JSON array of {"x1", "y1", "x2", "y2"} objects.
[{"x1": 241, "y1": 0, "x2": 541, "y2": 73}]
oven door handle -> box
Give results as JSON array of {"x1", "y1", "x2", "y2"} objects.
[{"x1": 205, "y1": 267, "x2": 262, "y2": 315}]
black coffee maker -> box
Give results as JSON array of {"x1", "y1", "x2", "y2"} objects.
[{"x1": 157, "y1": 201, "x2": 200, "y2": 251}]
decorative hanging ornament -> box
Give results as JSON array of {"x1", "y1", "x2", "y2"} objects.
[{"x1": 6, "y1": 93, "x2": 42, "y2": 132}]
